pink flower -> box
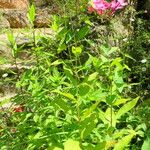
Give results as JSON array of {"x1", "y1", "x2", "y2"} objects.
[
  {"x1": 110, "y1": 0, "x2": 127, "y2": 12},
  {"x1": 118, "y1": 0, "x2": 128, "y2": 6},
  {"x1": 93, "y1": 0, "x2": 110, "y2": 11},
  {"x1": 88, "y1": 0, "x2": 128, "y2": 15}
]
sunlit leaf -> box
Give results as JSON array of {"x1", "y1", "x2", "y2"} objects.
[
  {"x1": 81, "y1": 101, "x2": 100, "y2": 121},
  {"x1": 87, "y1": 72, "x2": 98, "y2": 81},
  {"x1": 72, "y1": 46, "x2": 83, "y2": 56},
  {"x1": 64, "y1": 139, "x2": 82, "y2": 150},
  {"x1": 113, "y1": 133, "x2": 136, "y2": 150},
  {"x1": 113, "y1": 98, "x2": 130, "y2": 106},
  {"x1": 116, "y1": 97, "x2": 139, "y2": 119},
  {"x1": 80, "y1": 113, "x2": 97, "y2": 139},
  {"x1": 51, "y1": 60, "x2": 63, "y2": 66},
  {"x1": 52, "y1": 90, "x2": 77, "y2": 101},
  {"x1": 94, "y1": 141, "x2": 106, "y2": 150},
  {"x1": 27, "y1": 4, "x2": 36, "y2": 25},
  {"x1": 142, "y1": 138, "x2": 150, "y2": 150},
  {"x1": 105, "y1": 108, "x2": 116, "y2": 127}
]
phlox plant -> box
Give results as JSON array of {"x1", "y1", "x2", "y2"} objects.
[
  {"x1": 88, "y1": 0, "x2": 127, "y2": 15},
  {"x1": 0, "y1": 1, "x2": 147, "y2": 150}
]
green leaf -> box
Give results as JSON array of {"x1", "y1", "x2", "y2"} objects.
[
  {"x1": 108, "y1": 47, "x2": 118, "y2": 55},
  {"x1": 124, "y1": 64, "x2": 131, "y2": 71},
  {"x1": 64, "y1": 139, "x2": 82, "y2": 150},
  {"x1": 33, "y1": 114, "x2": 39, "y2": 123},
  {"x1": 7, "y1": 32, "x2": 17, "y2": 57},
  {"x1": 76, "y1": 26, "x2": 89, "y2": 40},
  {"x1": 55, "y1": 98, "x2": 70, "y2": 112},
  {"x1": 72, "y1": 46, "x2": 83, "y2": 56},
  {"x1": 105, "y1": 108, "x2": 116, "y2": 127},
  {"x1": 33, "y1": 131, "x2": 43, "y2": 140},
  {"x1": 52, "y1": 90, "x2": 77, "y2": 101},
  {"x1": 64, "y1": 66, "x2": 77, "y2": 85},
  {"x1": 142, "y1": 138, "x2": 150, "y2": 150},
  {"x1": 106, "y1": 94, "x2": 116, "y2": 105},
  {"x1": 92, "y1": 56, "x2": 101, "y2": 68},
  {"x1": 51, "y1": 15, "x2": 60, "y2": 31},
  {"x1": 79, "y1": 83, "x2": 91, "y2": 96},
  {"x1": 101, "y1": 55, "x2": 108, "y2": 63},
  {"x1": 113, "y1": 98, "x2": 130, "y2": 106},
  {"x1": 27, "y1": 4, "x2": 36, "y2": 25},
  {"x1": 116, "y1": 97, "x2": 139, "y2": 119},
  {"x1": 87, "y1": 72, "x2": 98, "y2": 82},
  {"x1": 81, "y1": 101, "x2": 100, "y2": 121},
  {"x1": 94, "y1": 142, "x2": 106, "y2": 150},
  {"x1": 98, "y1": 109, "x2": 107, "y2": 124},
  {"x1": 80, "y1": 113, "x2": 97, "y2": 139},
  {"x1": 51, "y1": 60, "x2": 63, "y2": 66},
  {"x1": 100, "y1": 45, "x2": 110, "y2": 55},
  {"x1": 124, "y1": 53, "x2": 136, "y2": 61},
  {"x1": 111, "y1": 58, "x2": 123, "y2": 69},
  {"x1": 113, "y1": 133, "x2": 136, "y2": 150},
  {"x1": 57, "y1": 41, "x2": 67, "y2": 53},
  {"x1": 100, "y1": 45, "x2": 118, "y2": 56}
]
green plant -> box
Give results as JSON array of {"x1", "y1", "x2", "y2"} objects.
[{"x1": 0, "y1": 2, "x2": 146, "y2": 150}]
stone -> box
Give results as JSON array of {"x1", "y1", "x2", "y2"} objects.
[
  {"x1": 34, "y1": 7, "x2": 51, "y2": 28},
  {"x1": 3, "y1": 9, "x2": 29, "y2": 28},
  {"x1": 0, "y1": 0, "x2": 29, "y2": 9},
  {"x1": 0, "y1": 14, "x2": 10, "y2": 28},
  {"x1": 33, "y1": 0, "x2": 46, "y2": 7}
]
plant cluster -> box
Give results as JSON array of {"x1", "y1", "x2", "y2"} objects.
[{"x1": 0, "y1": 1, "x2": 149, "y2": 150}]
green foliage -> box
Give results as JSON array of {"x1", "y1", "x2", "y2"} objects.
[
  {"x1": 123, "y1": 17, "x2": 150, "y2": 100},
  {"x1": 0, "y1": 2, "x2": 148, "y2": 150}
]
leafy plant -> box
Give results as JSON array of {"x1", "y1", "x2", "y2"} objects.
[{"x1": 0, "y1": 1, "x2": 146, "y2": 150}]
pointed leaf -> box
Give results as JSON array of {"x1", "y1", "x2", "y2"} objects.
[
  {"x1": 27, "y1": 5, "x2": 36, "y2": 24},
  {"x1": 87, "y1": 72, "x2": 98, "y2": 82},
  {"x1": 52, "y1": 90, "x2": 77, "y2": 101},
  {"x1": 113, "y1": 98, "x2": 130, "y2": 106},
  {"x1": 113, "y1": 133, "x2": 136, "y2": 150},
  {"x1": 81, "y1": 101, "x2": 100, "y2": 121},
  {"x1": 116, "y1": 97, "x2": 139, "y2": 119}
]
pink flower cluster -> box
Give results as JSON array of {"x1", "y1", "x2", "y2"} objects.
[{"x1": 88, "y1": 0, "x2": 127, "y2": 15}]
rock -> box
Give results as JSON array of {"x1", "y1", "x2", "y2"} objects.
[
  {"x1": 0, "y1": 7, "x2": 52, "y2": 28},
  {"x1": 0, "y1": 0, "x2": 58, "y2": 28},
  {"x1": 34, "y1": 7, "x2": 52, "y2": 28},
  {"x1": 3, "y1": 9, "x2": 29, "y2": 28},
  {"x1": 33, "y1": 0, "x2": 47, "y2": 7},
  {"x1": 0, "y1": 0, "x2": 29, "y2": 9},
  {"x1": 0, "y1": 15, "x2": 10, "y2": 28}
]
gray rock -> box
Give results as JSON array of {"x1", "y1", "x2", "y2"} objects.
[
  {"x1": 0, "y1": 15, "x2": 10, "y2": 28},
  {"x1": 3, "y1": 9, "x2": 29, "y2": 28}
]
